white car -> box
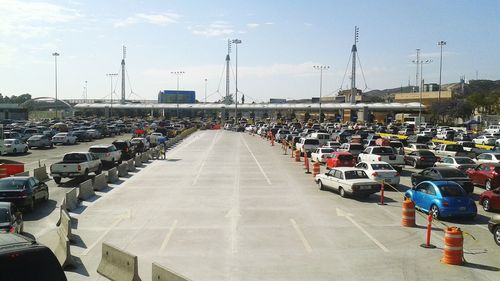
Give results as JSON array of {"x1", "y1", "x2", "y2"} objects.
[
  {"x1": 315, "y1": 167, "x2": 381, "y2": 198},
  {"x1": 433, "y1": 156, "x2": 477, "y2": 172},
  {"x1": 311, "y1": 147, "x2": 336, "y2": 163},
  {"x1": 355, "y1": 161, "x2": 400, "y2": 186},
  {"x1": 475, "y1": 153, "x2": 500, "y2": 164},
  {"x1": 52, "y1": 132, "x2": 77, "y2": 145},
  {"x1": 89, "y1": 144, "x2": 122, "y2": 164},
  {"x1": 131, "y1": 137, "x2": 150, "y2": 152},
  {"x1": 3, "y1": 139, "x2": 28, "y2": 155},
  {"x1": 473, "y1": 135, "x2": 496, "y2": 145}
]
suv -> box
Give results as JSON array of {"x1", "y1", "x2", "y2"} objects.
[
  {"x1": 0, "y1": 233, "x2": 67, "y2": 281},
  {"x1": 89, "y1": 144, "x2": 122, "y2": 165},
  {"x1": 112, "y1": 140, "x2": 137, "y2": 160},
  {"x1": 0, "y1": 202, "x2": 23, "y2": 234}
]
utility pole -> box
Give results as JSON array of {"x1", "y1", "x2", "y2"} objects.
[
  {"x1": 204, "y1": 78, "x2": 208, "y2": 117},
  {"x1": 83, "y1": 80, "x2": 88, "y2": 101},
  {"x1": 232, "y1": 39, "x2": 242, "y2": 121},
  {"x1": 437, "y1": 41, "x2": 446, "y2": 104},
  {"x1": 52, "y1": 52, "x2": 60, "y2": 119},
  {"x1": 350, "y1": 26, "x2": 359, "y2": 105},
  {"x1": 412, "y1": 56, "x2": 432, "y2": 128},
  {"x1": 415, "y1": 49, "x2": 420, "y2": 92},
  {"x1": 170, "y1": 71, "x2": 185, "y2": 118},
  {"x1": 121, "y1": 46, "x2": 126, "y2": 104},
  {"x1": 313, "y1": 65, "x2": 330, "y2": 123},
  {"x1": 107, "y1": 73, "x2": 118, "y2": 118}
]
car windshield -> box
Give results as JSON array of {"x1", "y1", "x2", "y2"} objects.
[
  {"x1": 446, "y1": 145, "x2": 463, "y2": 152},
  {"x1": 338, "y1": 155, "x2": 353, "y2": 161},
  {"x1": 349, "y1": 144, "x2": 363, "y2": 150},
  {"x1": 344, "y1": 170, "x2": 369, "y2": 179},
  {"x1": 438, "y1": 184, "x2": 466, "y2": 197},
  {"x1": 4, "y1": 140, "x2": 14, "y2": 144},
  {"x1": 371, "y1": 164, "x2": 393, "y2": 170},
  {"x1": 439, "y1": 169, "x2": 466, "y2": 178},
  {"x1": 455, "y1": 158, "x2": 475, "y2": 164},
  {"x1": 418, "y1": 150, "x2": 435, "y2": 156},
  {"x1": 495, "y1": 155, "x2": 500, "y2": 160},
  {"x1": 63, "y1": 153, "x2": 87, "y2": 162},
  {"x1": 0, "y1": 208, "x2": 10, "y2": 223},
  {"x1": 0, "y1": 179, "x2": 26, "y2": 190},
  {"x1": 304, "y1": 139, "x2": 319, "y2": 145},
  {"x1": 372, "y1": 147, "x2": 394, "y2": 154},
  {"x1": 321, "y1": 149, "x2": 334, "y2": 153},
  {"x1": 89, "y1": 147, "x2": 109, "y2": 153}
]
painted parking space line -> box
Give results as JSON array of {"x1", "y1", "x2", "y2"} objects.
[
  {"x1": 290, "y1": 218, "x2": 313, "y2": 253},
  {"x1": 240, "y1": 134, "x2": 272, "y2": 185},
  {"x1": 192, "y1": 131, "x2": 221, "y2": 185},
  {"x1": 159, "y1": 220, "x2": 178, "y2": 253}
]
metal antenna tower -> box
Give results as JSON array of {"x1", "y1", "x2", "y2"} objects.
[
  {"x1": 121, "y1": 46, "x2": 126, "y2": 104},
  {"x1": 415, "y1": 49, "x2": 420, "y2": 92},
  {"x1": 350, "y1": 26, "x2": 359, "y2": 104},
  {"x1": 225, "y1": 40, "x2": 231, "y2": 106}
]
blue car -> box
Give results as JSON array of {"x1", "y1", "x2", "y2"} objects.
[{"x1": 404, "y1": 181, "x2": 477, "y2": 220}]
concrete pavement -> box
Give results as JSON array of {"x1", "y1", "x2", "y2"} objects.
[{"x1": 61, "y1": 130, "x2": 499, "y2": 281}]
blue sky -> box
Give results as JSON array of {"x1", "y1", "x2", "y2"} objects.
[{"x1": 0, "y1": 0, "x2": 499, "y2": 102}]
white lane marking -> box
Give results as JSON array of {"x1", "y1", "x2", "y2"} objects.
[
  {"x1": 192, "y1": 131, "x2": 221, "y2": 185},
  {"x1": 159, "y1": 220, "x2": 178, "y2": 253},
  {"x1": 290, "y1": 218, "x2": 312, "y2": 253},
  {"x1": 336, "y1": 207, "x2": 389, "y2": 252},
  {"x1": 80, "y1": 217, "x2": 123, "y2": 256},
  {"x1": 240, "y1": 134, "x2": 272, "y2": 185},
  {"x1": 475, "y1": 224, "x2": 489, "y2": 231}
]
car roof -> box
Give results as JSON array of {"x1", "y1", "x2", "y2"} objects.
[
  {"x1": 421, "y1": 180, "x2": 462, "y2": 187},
  {"x1": 0, "y1": 202, "x2": 12, "y2": 208},
  {"x1": 89, "y1": 145, "x2": 113, "y2": 148},
  {"x1": 333, "y1": 151, "x2": 352, "y2": 155},
  {"x1": 0, "y1": 176, "x2": 29, "y2": 181},
  {"x1": 365, "y1": 161, "x2": 391, "y2": 165},
  {"x1": 332, "y1": 167, "x2": 361, "y2": 171}
]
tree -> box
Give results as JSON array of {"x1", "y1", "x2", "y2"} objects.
[
  {"x1": 304, "y1": 111, "x2": 310, "y2": 122},
  {"x1": 262, "y1": 112, "x2": 269, "y2": 120}
]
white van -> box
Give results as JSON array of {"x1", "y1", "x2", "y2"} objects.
[
  {"x1": 309, "y1": 133, "x2": 331, "y2": 146},
  {"x1": 485, "y1": 125, "x2": 500, "y2": 134}
]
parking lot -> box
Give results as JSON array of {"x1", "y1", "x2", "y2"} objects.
[{"x1": 27, "y1": 129, "x2": 497, "y2": 281}]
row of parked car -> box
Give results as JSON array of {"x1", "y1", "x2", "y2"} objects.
[{"x1": 249, "y1": 120, "x2": 500, "y2": 245}]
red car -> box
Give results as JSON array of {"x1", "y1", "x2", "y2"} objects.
[
  {"x1": 326, "y1": 152, "x2": 356, "y2": 169},
  {"x1": 479, "y1": 188, "x2": 500, "y2": 212},
  {"x1": 466, "y1": 163, "x2": 500, "y2": 191}
]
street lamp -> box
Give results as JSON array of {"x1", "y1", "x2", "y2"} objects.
[
  {"x1": 232, "y1": 39, "x2": 242, "y2": 121},
  {"x1": 52, "y1": 52, "x2": 60, "y2": 119},
  {"x1": 437, "y1": 41, "x2": 446, "y2": 104},
  {"x1": 412, "y1": 58, "x2": 433, "y2": 127},
  {"x1": 171, "y1": 71, "x2": 185, "y2": 118},
  {"x1": 106, "y1": 73, "x2": 118, "y2": 118},
  {"x1": 204, "y1": 78, "x2": 208, "y2": 117},
  {"x1": 313, "y1": 65, "x2": 330, "y2": 123}
]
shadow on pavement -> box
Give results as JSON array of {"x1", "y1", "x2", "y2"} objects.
[
  {"x1": 23, "y1": 199, "x2": 57, "y2": 221},
  {"x1": 462, "y1": 261, "x2": 500, "y2": 272},
  {"x1": 65, "y1": 256, "x2": 90, "y2": 277}
]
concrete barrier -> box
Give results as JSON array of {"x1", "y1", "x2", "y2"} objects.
[
  {"x1": 152, "y1": 263, "x2": 190, "y2": 281},
  {"x1": 108, "y1": 167, "x2": 119, "y2": 183},
  {"x1": 57, "y1": 208, "x2": 73, "y2": 242},
  {"x1": 53, "y1": 229, "x2": 75, "y2": 269},
  {"x1": 134, "y1": 155, "x2": 142, "y2": 167},
  {"x1": 97, "y1": 242, "x2": 142, "y2": 281},
  {"x1": 127, "y1": 159, "x2": 136, "y2": 172},
  {"x1": 118, "y1": 163, "x2": 128, "y2": 177},
  {"x1": 14, "y1": 171, "x2": 29, "y2": 177},
  {"x1": 33, "y1": 165, "x2": 50, "y2": 182},
  {"x1": 78, "y1": 179, "x2": 95, "y2": 200},
  {"x1": 93, "y1": 173, "x2": 108, "y2": 191},
  {"x1": 141, "y1": 152, "x2": 149, "y2": 163},
  {"x1": 65, "y1": 188, "x2": 78, "y2": 211}
]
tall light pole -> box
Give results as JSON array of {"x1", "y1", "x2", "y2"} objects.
[
  {"x1": 52, "y1": 52, "x2": 60, "y2": 119},
  {"x1": 232, "y1": 39, "x2": 242, "y2": 121},
  {"x1": 437, "y1": 41, "x2": 446, "y2": 105},
  {"x1": 313, "y1": 65, "x2": 330, "y2": 123},
  {"x1": 106, "y1": 73, "x2": 118, "y2": 118},
  {"x1": 204, "y1": 78, "x2": 208, "y2": 117},
  {"x1": 412, "y1": 57, "x2": 432, "y2": 127},
  {"x1": 171, "y1": 71, "x2": 185, "y2": 118}
]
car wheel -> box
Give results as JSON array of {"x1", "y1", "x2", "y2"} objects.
[
  {"x1": 13, "y1": 148, "x2": 17, "y2": 154},
  {"x1": 482, "y1": 199, "x2": 491, "y2": 211},
  {"x1": 96, "y1": 165, "x2": 102, "y2": 175},
  {"x1": 485, "y1": 180, "x2": 492, "y2": 191},
  {"x1": 339, "y1": 187, "x2": 346, "y2": 198},
  {"x1": 412, "y1": 160, "x2": 418, "y2": 169},
  {"x1": 319, "y1": 180, "x2": 325, "y2": 191},
  {"x1": 27, "y1": 198, "x2": 35, "y2": 212},
  {"x1": 430, "y1": 205, "x2": 440, "y2": 220},
  {"x1": 84, "y1": 169, "x2": 89, "y2": 177},
  {"x1": 54, "y1": 177, "x2": 62, "y2": 184},
  {"x1": 494, "y1": 226, "x2": 500, "y2": 246},
  {"x1": 24, "y1": 147, "x2": 28, "y2": 153},
  {"x1": 44, "y1": 191, "x2": 49, "y2": 201},
  {"x1": 28, "y1": 146, "x2": 32, "y2": 149},
  {"x1": 50, "y1": 143, "x2": 54, "y2": 148}
]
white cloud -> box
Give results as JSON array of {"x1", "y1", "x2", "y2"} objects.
[
  {"x1": 247, "y1": 23, "x2": 260, "y2": 28},
  {"x1": 0, "y1": 0, "x2": 81, "y2": 38},
  {"x1": 191, "y1": 22, "x2": 234, "y2": 37},
  {"x1": 114, "y1": 13, "x2": 181, "y2": 28}
]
